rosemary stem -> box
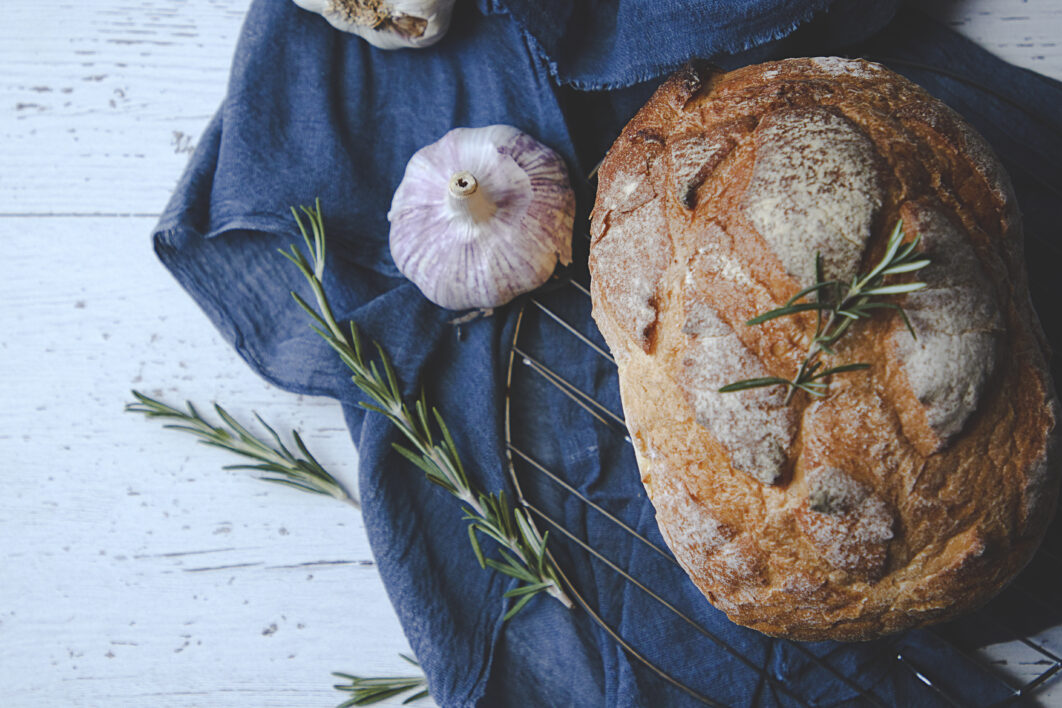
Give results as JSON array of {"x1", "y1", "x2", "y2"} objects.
[
  {"x1": 426, "y1": 446, "x2": 465, "y2": 493},
  {"x1": 313, "y1": 278, "x2": 348, "y2": 344},
  {"x1": 547, "y1": 581, "x2": 575, "y2": 608},
  {"x1": 721, "y1": 219, "x2": 928, "y2": 400},
  {"x1": 126, "y1": 392, "x2": 358, "y2": 507},
  {"x1": 454, "y1": 486, "x2": 570, "y2": 607}
]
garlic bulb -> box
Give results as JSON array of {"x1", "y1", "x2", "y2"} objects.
[
  {"x1": 291, "y1": 0, "x2": 454, "y2": 50},
  {"x1": 388, "y1": 125, "x2": 575, "y2": 310}
]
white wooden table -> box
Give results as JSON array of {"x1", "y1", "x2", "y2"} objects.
[{"x1": 1, "y1": 1, "x2": 1060, "y2": 706}]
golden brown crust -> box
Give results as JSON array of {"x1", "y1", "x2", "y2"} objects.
[{"x1": 589, "y1": 58, "x2": 1061, "y2": 641}]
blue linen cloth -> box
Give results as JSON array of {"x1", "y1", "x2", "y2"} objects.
[{"x1": 153, "y1": 1, "x2": 1062, "y2": 705}]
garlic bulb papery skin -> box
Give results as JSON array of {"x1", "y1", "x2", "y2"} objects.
[
  {"x1": 388, "y1": 125, "x2": 575, "y2": 310},
  {"x1": 291, "y1": 0, "x2": 454, "y2": 50}
]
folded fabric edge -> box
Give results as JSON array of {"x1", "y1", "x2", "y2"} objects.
[
  {"x1": 152, "y1": 218, "x2": 355, "y2": 404},
  {"x1": 491, "y1": 0, "x2": 836, "y2": 90}
]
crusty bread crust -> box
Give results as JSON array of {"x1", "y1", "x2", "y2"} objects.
[{"x1": 589, "y1": 58, "x2": 1060, "y2": 640}]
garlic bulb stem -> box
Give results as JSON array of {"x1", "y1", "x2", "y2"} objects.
[
  {"x1": 448, "y1": 171, "x2": 496, "y2": 223},
  {"x1": 291, "y1": 0, "x2": 455, "y2": 50},
  {"x1": 448, "y1": 171, "x2": 478, "y2": 198}
]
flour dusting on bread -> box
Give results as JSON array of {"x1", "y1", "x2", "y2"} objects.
[
  {"x1": 892, "y1": 202, "x2": 1003, "y2": 447},
  {"x1": 807, "y1": 56, "x2": 885, "y2": 78},
  {"x1": 679, "y1": 295, "x2": 795, "y2": 485},
  {"x1": 653, "y1": 476, "x2": 766, "y2": 598},
  {"x1": 743, "y1": 107, "x2": 883, "y2": 286},
  {"x1": 590, "y1": 197, "x2": 671, "y2": 353},
  {"x1": 668, "y1": 134, "x2": 733, "y2": 209},
  {"x1": 800, "y1": 466, "x2": 894, "y2": 579}
]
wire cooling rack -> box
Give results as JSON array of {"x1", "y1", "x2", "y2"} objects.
[
  {"x1": 497, "y1": 58, "x2": 1062, "y2": 705},
  {"x1": 502, "y1": 279, "x2": 1062, "y2": 707}
]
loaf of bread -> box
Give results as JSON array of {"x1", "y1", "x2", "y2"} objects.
[{"x1": 589, "y1": 57, "x2": 1060, "y2": 640}]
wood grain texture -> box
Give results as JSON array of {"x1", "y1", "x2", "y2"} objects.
[
  {"x1": 923, "y1": 0, "x2": 1062, "y2": 79},
  {"x1": 0, "y1": 0, "x2": 1059, "y2": 705},
  {"x1": 0, "y1": 216, "x2": 424, "y2": 706},
  {"x1": 0, "y1": 2, "x2": 246, "y2": 215}
]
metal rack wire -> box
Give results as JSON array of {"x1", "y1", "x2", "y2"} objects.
[
  {"x1": 499, "y1": 58, "x2": 1062, "y2": 696},
  {"x1": 488, "y1": 54, "x2": 1062, "y2": 705},
  {"x1": 502, "y1": 279, "x2": 1062, "y2": 706}
]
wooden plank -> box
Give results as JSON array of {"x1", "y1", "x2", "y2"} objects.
[
  {"x1": 923, "y1": 0, "x2": 1062, "y2": 79},
  {"x1": 0, "y1": 216, "x2": 427, "y2": 707},
  {"x1": 0, "y1": 1, "x2": 249, "y2": 215}
]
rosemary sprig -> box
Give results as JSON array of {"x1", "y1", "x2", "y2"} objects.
[
  {"x1": 333, "y1": 654, "x2": 429, "y2": 706},
  {"x1": 126, "y1": 390, "x2": 357, "y2": 506},
  {"x1": 281, "y1": 200, "x2": 573, "y2": 618},
  {"x1": 720, "y1": 220, "x2": 929, "y2": 403}
]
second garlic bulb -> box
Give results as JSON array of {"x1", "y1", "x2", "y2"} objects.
[
  {"x1": 292, "y1": 0, "x2": 455, "y2": 50},
  {"x1": 388, "y1": 125, "x2": 575, "y2": 310}
]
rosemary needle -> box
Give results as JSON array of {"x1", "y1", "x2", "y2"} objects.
[
  {"x1": 126, "y1": 390, "x2": 358, "y2": 507},
  {"x1": 333, "y1": 654, "x2": 429, "y2": 706},
  {"x1": 281, "y1": 200, "x2": 573, "y2": 618}
]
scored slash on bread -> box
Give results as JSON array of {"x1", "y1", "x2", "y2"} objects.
[{"x1": 588, "y1": 57, "x2": 1060, "y2": 640}]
